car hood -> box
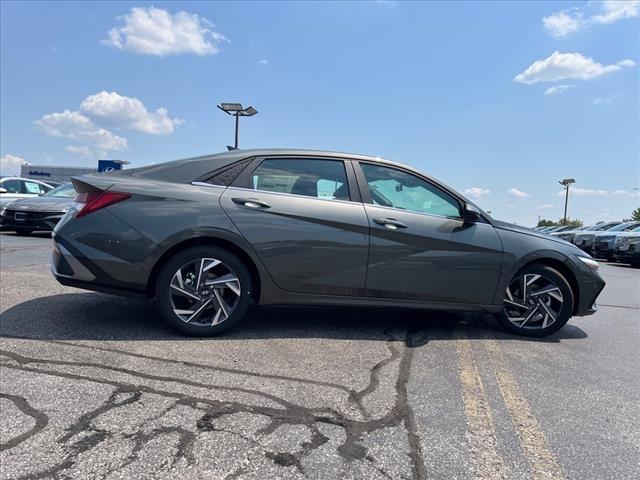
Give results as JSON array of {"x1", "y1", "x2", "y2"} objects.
[
  {"x1": 492, "y1": 219, "x2": 574, "y2": 246},
  {"x1": 616, "y1": 232, "x2": 640, "y2": 239},
  {"x1": 5, "y1": 196, "x2": 73, "y2": 212}
]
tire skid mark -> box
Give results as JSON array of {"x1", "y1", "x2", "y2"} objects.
[
  {"x1": 455, "y1": 331, "x2": 507, "y2": 479},
  {"x1": 1, "y1": 326, "x2": 428, "y2": 479},
  {"x1": 484, "y1": 339, "x2": 566, "y2": 480},
  {"x1": 2, "y1": 336, "x2": 356, "y2": 396},
  {"x1": 0, "y1": 393, "x2": 49, "y2": 451}
]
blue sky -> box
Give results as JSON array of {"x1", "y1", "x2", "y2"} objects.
[{"x1": 1, "y1": 1, "x2": 638, "y2": 225}]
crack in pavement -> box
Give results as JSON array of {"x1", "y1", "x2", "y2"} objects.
[
  {"x1": 0, "y1": 393, "x2": 49, "y2": 451},
  {"x1": 0, "y1": 324, "x2": 428, "y2": 479}
]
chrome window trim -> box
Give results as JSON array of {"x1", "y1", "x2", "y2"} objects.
[
  {"x1": 191, "y1": 181, "x2": 225, "y2": 189},
  {"x1": 225, "y1": 186, "x2": 364, "y2": 207}
]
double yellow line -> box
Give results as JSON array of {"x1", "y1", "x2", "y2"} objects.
[{"x1": 456, "y1": 332, "x2": 565, "y2": 479}]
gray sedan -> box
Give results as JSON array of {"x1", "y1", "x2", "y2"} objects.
[
  {"x1": 50, "y1": 149, "x2": 605, "y2": 337},
  {"x1": 1, "y1": 183, "x2": 76, "y2": 235}
]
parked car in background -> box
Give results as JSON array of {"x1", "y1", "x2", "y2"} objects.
[
  {"x1": 593, "y1": 221, "x2": 640, "y2": 260},
  {"x1": 613, "y1": 226, "x2": 640, "y2": 267},
  {"x1": 50, "y1": 149, "x2": 604, "y2": 338},
  {"x1": 552, "y1": 225, "x2": 591, "y2": 244},
  {"x1": 573, "y1": 221, "x2": 622, "y2": 253},
  {"x1": 0, "y1": 177, "x2": 54, "y2": 206},
  {"x1": 1, "y1": 183, "x2": 75, "y2": 235}
]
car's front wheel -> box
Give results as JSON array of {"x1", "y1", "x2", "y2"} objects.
[
  {"x1": 496, "y1": 264, "x2": 574, "y2": 337},
  {"x1": 155, "y1": 246, "x2": 254, "y2": 336}
]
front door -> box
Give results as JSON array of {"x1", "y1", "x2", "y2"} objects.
[
  {"x1": 356, "y1": 162, "x2": 503, "y2": 305},
  {"x1": 220, "y1": 157, "x2": 369, "y2": 296}
]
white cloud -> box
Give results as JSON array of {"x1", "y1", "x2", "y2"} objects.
[
  {"x1": 515, "y1": 51, "x2": 635, "y2": 85},
  {"x1": 65, "y1": 145, "x2": 93, "y2": 158},
  {"x1": 80, "y1": 91, "x2": 183, "y2": 135},
  {"x1": 543, "y1": 1, "x2": 639, "y2": 37},
  {"x1": 0, "y1": 154, "x2": 27, "y2": 176},
  {"x1": 35, "y1": 109, "x2": 128, "y2": 154},
  {"x1": 464, "y1": 187, "x2": 491, "y2": 200},
  {"x1": 538, "y1": 203, "x2": 555, "y2": 210},
  {"x1": 612, "y1": 189, "x2": 628, "y2": 196},
  {"x1": 543, "y1": 84, "x2": 574, "y2": 95},
  {"x1": 592, "y1": 0, "x2": 640, "y2": 24},
  {"x1": 593, "y1": 94, "x2": 619, "y2": 105},
  {"x1": 258, "y1": 58, "x2": 269, "y2": 65},
  {"x1": 508, "y1": 188, "x2": 530, "y2": 200},
  {"x1": 103, "y1": 7, "x2": 229, "y2": 56},
  {"x1": 543, "y1": 10, "x2": 583, "y2": 38}
]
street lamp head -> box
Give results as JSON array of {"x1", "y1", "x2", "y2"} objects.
[
  {"x1": 218, "y1": 103, "x2": 244, "y2": 113},
  {"x1": 559, "y1": 178, "x2": 576, "y2": 186},
  {"x1": 241, "y1": 106, "x2": 258, "y2": 116}
]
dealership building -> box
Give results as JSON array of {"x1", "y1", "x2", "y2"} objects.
[{"x1": 20, "y1": 160, "x2": 128, "y2": 184}]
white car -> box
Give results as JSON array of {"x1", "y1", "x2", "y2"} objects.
[{"x1": 0, "y1": 177, "x2": 55, "y2": 207}]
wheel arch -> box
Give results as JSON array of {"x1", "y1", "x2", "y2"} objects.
[{"x1": 146, "y1": 235, "x2": 262, "y2": 303}]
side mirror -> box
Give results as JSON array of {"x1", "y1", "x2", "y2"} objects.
[
  {"x1": 0, "y1": 188, "x2": 7, "y2": 194},
  {"x1": 462, "y1": 203, "x2": 484, "y2": 223}
]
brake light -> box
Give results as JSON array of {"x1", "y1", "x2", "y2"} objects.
[{"x1": 74, "y1": 191, "x2": 131, "y2": 218}]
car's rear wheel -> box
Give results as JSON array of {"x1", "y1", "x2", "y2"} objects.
[
  {"x1": 496, "y1": 264, "x2": 574, "y2": 337},
  {"x1": 155, "y1": 246, "x2": 253, "y2": 336}
]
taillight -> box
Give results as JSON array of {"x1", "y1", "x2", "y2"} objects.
[{"x1": 74, "y1": 191, "x2": 131, "y2": 218}]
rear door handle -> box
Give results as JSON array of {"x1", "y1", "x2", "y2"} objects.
[
  {"x1": 232, "y1": 197, "x2": 271, "y2": 209},
  {"x1": 372, "y1": 217, "x2": 407, "y2": 230}
]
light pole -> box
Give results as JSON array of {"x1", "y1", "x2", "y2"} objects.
[
  {"x1": 559, "y1": 178, "x2": 575, "y2": 226},
  {"x1": 217, "y1": 103, "x2": 258, "y2": 150}
]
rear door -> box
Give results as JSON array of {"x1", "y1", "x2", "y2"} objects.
[
  {"x1": 355, "y1": 161, "x2": 503, "y2": 305},
  {"x1": 220, "y1": 156, "x2": 370, "y2": 296}
]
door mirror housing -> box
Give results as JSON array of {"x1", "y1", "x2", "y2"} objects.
[
  {"x1": 0, "y1": 188, "x2": 7, "y2": 194},
  {"x1": 462, "y1": 203, "x2": 484, "y2": 223}
]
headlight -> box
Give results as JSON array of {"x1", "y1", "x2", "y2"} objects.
[
  {"x1": 628, "y1": 237, "x2": 640, "y2": 245},
  {"x1": 577, "y1": 256, "x2": 599, "y2": 271},
  {"x1": 0, "y1": 208, "x2": 5, "y2": 217}
]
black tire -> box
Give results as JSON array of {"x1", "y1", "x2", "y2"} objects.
[
  {"x1": 155, "y1": 246, "x2": 254, "y2": 337},
  {"x1": 14, "y1": 228, "x2": 33, "y2": 236},
  {"x1": 495, "y1": 264, "x2": 574, "y2": 338}
]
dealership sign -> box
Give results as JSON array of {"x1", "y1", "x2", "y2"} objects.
[
  {"x1": 98, "y1": 160, "x2": 124, "y2": 173},
  {"x1": 28, "y1": 170, "x2": 51, "y2": 177}
]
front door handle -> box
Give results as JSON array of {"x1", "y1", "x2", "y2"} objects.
[
  {"x1": 372, "y1": 217, "x2": 407, "y2": 230},
  {"x1": 232, "y1": 197, "x2": 272, "y2": 209}
]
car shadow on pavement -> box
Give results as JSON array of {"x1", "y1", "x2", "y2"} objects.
[{"x1": 0, "y1": 292, "x2": 588, "y2": 345}]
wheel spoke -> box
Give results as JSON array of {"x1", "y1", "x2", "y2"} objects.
[
  {"x1": 213, "y1": 289, "x2": 230, "y2": 318},
  {"x1": 537, "y1": 299, "x2": 557, "y2": 327},
  {"x1": 186, "y1": 299, "x2": 212, "y2": 323},
  {"x1": 171, "y1": 284, "x2": 200, "y2": 301},
  {"x1": 519, "y1": 306, "x2": 539, "y2": 328},
  {"x1": 504, "y1": 298, "x2": 528, "y2": 309}
]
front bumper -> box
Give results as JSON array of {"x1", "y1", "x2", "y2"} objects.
[
  {"x1": 593, "y1": 241, "x2": 614, "y2": 258},
  {"x1": 1, "y1": 210, "x2": 64, "y2": 231}
]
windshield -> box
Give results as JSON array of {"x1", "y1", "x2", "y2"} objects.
[
  {"x1": 44, "y1": 183, "x2": 76, "y2": 198},
  {"x1": 606, "y1": 222, "x2": 637, "y2": 232}
]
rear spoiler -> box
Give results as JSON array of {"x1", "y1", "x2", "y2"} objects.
[{"x1": 71, "y1": 175, "x2": 115, "y2": 194}]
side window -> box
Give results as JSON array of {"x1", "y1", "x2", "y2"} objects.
[
  {"x1": 360, "y1": 163, "x2": 461, "y2": 218},
  {"x1": 251, "y1": 159, "x2": 350, "y2": 201},
  {"x1": 23, "y1": 181, "x2": 46, "y2": 194},
  {"x1": 1, "y1": 180, "x2": 22, "y2": 193}
]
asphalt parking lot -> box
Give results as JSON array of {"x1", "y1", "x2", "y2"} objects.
[{"x1": 1, "y1": 231, "x2": 638, "y2": 480}]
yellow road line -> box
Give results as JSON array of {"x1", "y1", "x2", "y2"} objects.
[
  {"x1": 484, "y1": 339, "x2": 566, "y2": 480},
  {"x1": 456, "y1": 333, "x2": 506, "y2": 479}
]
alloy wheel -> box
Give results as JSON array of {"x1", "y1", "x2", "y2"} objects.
[
  {"x1": 169, "y1": 257, "x2": 241, "y2": 326},
  {"x1": 503, "y1": 273, "x2": 564, "y2": 330}
]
